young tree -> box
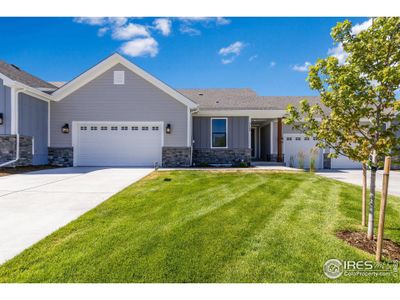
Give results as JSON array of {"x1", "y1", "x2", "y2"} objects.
[{"x1": 285, "y1": 17, "x2": 400, "y2": 240}]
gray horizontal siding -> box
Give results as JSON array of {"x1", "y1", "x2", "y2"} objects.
[
  {"x1": 18, "y1": 93, "x2": 48, "y2": 165},
  {"x1": 193, "y1": 116, "x2": 249, "y2": 149},
  {"x1": 0, "y1": 80, "x2": 12, "y2": 135},
  {"x1": 50, "y1": 64, "x2": 188, "y2": 148}
]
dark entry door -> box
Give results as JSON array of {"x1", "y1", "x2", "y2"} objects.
[{"x1": 251, "y1": 128, "x2": 256, "y2": 158}]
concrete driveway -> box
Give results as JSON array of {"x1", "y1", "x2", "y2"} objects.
[
  {"x1": 0, "y1": 167, "x2": 153, "y2": 264},
  {"x1": 316, "y1": 169, "x2": 400, "y2": 197}
]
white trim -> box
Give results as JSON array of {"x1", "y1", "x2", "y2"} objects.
[
  {"x1": 52, "y1": 53, "x2": 198, "y2": 109},
  {"x1": 248, "y1": 117, "x2": 251, "y2": 148},
  {"x1": 210, "y1": 117, "x2": 228, "y2": 149},
  {"x1": 187, "y1": 107, "x2": 191, "y2": 147},
  {"x1": 270, "y1": 121, "x2": 274, "y2": 154},
  {"x1": 48, "y1": 101, "x2": 51, "y2": 146},
  {"x1": 72, "y1": 121, "x2": 164, "y2": 167},
  {"x1": 195, "y1": 109, "x2": 287, "y2": 118}
]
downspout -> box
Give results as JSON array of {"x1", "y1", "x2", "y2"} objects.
[{"x1": 0, "y1": 87, "x2": 25, "y2": 167}]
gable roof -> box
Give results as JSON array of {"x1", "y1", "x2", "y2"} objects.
[
  {"x1": 51, "y1": 53, "x2": 199, "y2": 109},
  {"x1": 179, "y1": 88, "x2": 321, "y2": 110},
  {"x1": 0, "y1": 60, "x2": 56, "y2": 90}
]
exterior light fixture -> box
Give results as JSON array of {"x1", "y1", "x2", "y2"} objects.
[
  {"x1": 166, "y1": 123, "x2": 171, "y2": 134},
  {"x1": 0, "y1": 113, "x2": 3, "y2": 125},
  {"x1": 62, "y1": 123, "x2": 69, "y2": 134}
]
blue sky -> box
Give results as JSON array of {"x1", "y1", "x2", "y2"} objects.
[{"x1": 0, "y1": 17, "x2": 370, "y2": 95}]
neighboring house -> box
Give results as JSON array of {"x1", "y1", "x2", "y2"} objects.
[{"x1": 0, "y1": 53, "x2": 365, "y2": 169}]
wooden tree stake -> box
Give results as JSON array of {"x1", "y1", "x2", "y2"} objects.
[
  {"x1": 376, "y1": 156, "x2": 391, "y2": 262},
  {"x1": 362, "y1": 163, "x2": 367, "y2": 227}
]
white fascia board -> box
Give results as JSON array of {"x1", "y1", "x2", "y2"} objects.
[
  {"x1": 195, "y1": 109, "x2": 287, "y2": 118},
  {"x1": 0, "y1": 73, "x2": 53, "y2": 102},
  {"x1": 52, "y1": 53, "x2": 199, "y2": 110}
]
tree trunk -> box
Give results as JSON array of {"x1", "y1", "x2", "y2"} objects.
[
  {"x1": 362, "y1": 163, "x2": 367, "y2": 227},
  {"x1": 367, "y1": 153, "x2": 378, "y2": 240}
]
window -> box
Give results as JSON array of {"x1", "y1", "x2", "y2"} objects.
[
  {"x1": 211, "y1": 118, "x2": 227, "y2": 148},
  {"x1": 132, "y1": 126, "x2": 138, "y2": 131},
  {"x1": 152, "y1": 126, "x2": 159, "y2": 131},
  {"x1": 113, "y1": 71, "x2": 125, "y2": 85},
  {"x1": 111, "y1": 126, "x2": 118, "y2": 131},
  {"x1": 80, "y1": 126, "x2": 87, "y2": 131},
  {"x1": 304, "y1": 137, "x2": 310, "y2": 141},
  {"x1": 121, "y1": 126, "x2": 128, "y2": 131},
  {"x1": 101, "y1": 126, "x2": 107, "y2": 131},
  {"x1": 295, "y1": 137, "x2": 301, "y2": 141},
  {"x1": 142, "y1": 126, "x2": 149, "y2": 131},
  {"x1": 286, "y1": 137, "x2": 292, "y2": 141}
]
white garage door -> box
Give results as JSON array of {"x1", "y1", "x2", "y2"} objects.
[
  {"x1": 283, "y1": 134, "x2": 323, "y2": 169},
  {"x1": 74, "y1": 122, "x2": 163, "y2": 167},
  {"x1": 330, "y1": 155, "x2": 362, "y2": 169}
]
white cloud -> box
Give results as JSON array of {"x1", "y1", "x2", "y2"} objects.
[
  {"x1": 97, "y1": 27, "x2": 109, "y2": 37},
  {"x1": 351, "y1": 18, "x2": 373, "y2": 35},
  {"x1": 292, "y1": 61, "x2": 311, "y2": 72},
  {"x1": 219, "y1": 41, "x2": 245, "y2": 56},
  {"x1": 153, "y1": 18, "x2": 172, "y2": 36},
  {"x1": 218, "y1": 41, "x2": 246, "y2": 64},
  {"x1": 270, "y1": 61, "x2": 276, "y2": 68},
  {"x1": 108, "y1": 17, "x2": 128, "y2": 27},
  {"x1": 179, "y1": 24, "x2": 201, "y2": 36},
  {"x1": 222, "y1": 58, "x2": 235, "y2": 64},
  {"x1": 120, "y1": 37, "x2": 159, "y2": 57},
  {"x1": 249, "y1": 55, "x2": 258, "y2": 62},
  {"x1": 112, "y1": 23, "x2": 150, "y2": 40},
  {"x1": 216, "y1": 17, "x2": 231, "y2": 25},
  {"x1": 327, "y1": 43, "x2": 348, "y2": 65},
  {"x1": 74, "y1": 17, "x2": 107, "y2": 26}
]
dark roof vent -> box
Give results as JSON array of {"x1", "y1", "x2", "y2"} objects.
[
  {"x1": 198, "y1": 93, "x2": 204, "y2": 96},
  {"x1": 10, "y1": 64, "x2": 20, "y2": 70},
  {"x1": 216, "y1": 100, "x2": 220, "y2": 103}
]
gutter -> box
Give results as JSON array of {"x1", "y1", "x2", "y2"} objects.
[{"x1": 0, "y1": 87, "x2": 25, "y2": 168}]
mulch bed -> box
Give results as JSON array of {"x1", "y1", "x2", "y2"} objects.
[
  {"x1": 0, "y1": 165, "x2": 59, "y2": 177},
  {"x1": 337, "y1": 230, "x2": 400, "y2": 260}
]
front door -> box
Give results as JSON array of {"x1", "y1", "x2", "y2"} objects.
[{"x1": 251, "y1": 128, "x2": 256, "y2": 159}]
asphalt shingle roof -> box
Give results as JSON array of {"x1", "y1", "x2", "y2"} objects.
[
  {"x1": 178, "y1": 88, "x2": 321, "y2": 110},
  {"x1": 0, "y1": 60, "x2": 56, "y2": 89}
]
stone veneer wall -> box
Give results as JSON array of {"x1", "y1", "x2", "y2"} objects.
[
  {"x1": 0, "y1": 135, "x2": 32, "y2": 166},
  {"x1": 48, "y1": 147, "x2": 73, "y2": 167},
  {"x1": 193, "y1": 148, "x2": 251, "y2": 166},
  {"x1": 162, "y1": 147, "x2": 191, "y2": 167}
]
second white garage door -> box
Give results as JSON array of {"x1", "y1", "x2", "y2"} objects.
[{"x1": 74, "y1": 122, "x2": 163, "y2": 167}]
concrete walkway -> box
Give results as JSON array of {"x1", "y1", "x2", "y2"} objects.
[
  {"x1": 316, "y1": 169, "x2": 400, "y2": 197},
  {"x1": 0, "y1": 167, "x2": 153, "y2": 264}
]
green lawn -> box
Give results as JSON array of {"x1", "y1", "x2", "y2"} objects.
[{"x1": 0, "y1": 171, "x2": 399, "y2": 283}]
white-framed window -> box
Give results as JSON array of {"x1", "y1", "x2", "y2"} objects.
[
  {"x1": 142, "y1": 126, "x2": 149, "y2": 131},
  {"x1": 80, "y1": 126, "x2": 87, "y2": 131},
  {"x1": 121, "y1": 126, "x2": 128, "y2": 131},
  {"x1": 113, "y1": 71, "x2": 125, "y2": 85},
  {"x1": 211, "y1": 118, "x2": 228, "y2": 148},
  {"x1": 304, "y1": 137, "x2": 310, "y2": 141},
  {"x1": 295, "y1": 137, "x2": 301, "y2": 141},
  {"x1": 132, "y1": 126, "x2": 138, "y2": 131},
  {"x1": 286, "y1": 137, "x2": 292, "y2": 141},
  {"x1": 111, "y1": 126, "x2": 118, "y2": 131},
  {"x1": 101, "y1": 126, "x2": 107, "y2": 131},
  {"x1": 90, "y1": 126, "x2": 97, "y2": 131},
  {"x1": 152, "y1": 126, "x2": 159, "y2": 131}
]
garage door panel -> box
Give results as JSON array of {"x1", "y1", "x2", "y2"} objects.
[
  {"x1": 75, "y1": 122, "x2": 162, "y2": 166},
  {"x1": 283, "y1": 134, "x2": 323, "y2": 169}
]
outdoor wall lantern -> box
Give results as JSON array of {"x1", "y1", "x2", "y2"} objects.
[
  {"x1": 0, "y1": 113, "x2": 3, "y2": 125},
  {"x1": 62, "y1": 123, "x2": 69, "y2": 134},
  {"x1": 166, "y1": 123, "x2": 172, "y2": 134}
]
